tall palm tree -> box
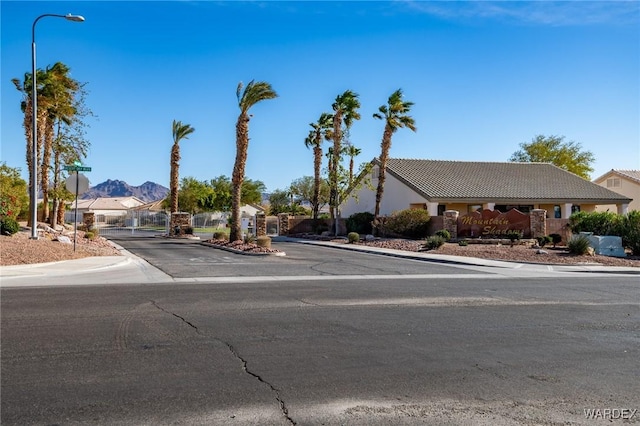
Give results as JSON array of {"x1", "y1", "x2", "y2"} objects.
[
  {"x1": 230, "y1": 80, "x2": 277, "y2": 242},
  {"x1": 330, "y1": 90, "x2": 360, "y2": 226},
  {"x1": 40, "y1": 63, "x2": 78, "y2": 223},
  {"x1": 345, "y1": 144, "x2": 361, "y2": 187},
  {"x1": 304, "y1": 112, "x2": 333, "y2": 221},
  {"x1": 373, "y1": 89, "x2": 417, "y2": 218},
  {"x1": 170, "y1": 120, "x2": 195, "y2": 219}
]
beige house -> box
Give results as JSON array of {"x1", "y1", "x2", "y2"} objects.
[
  {"x1": 341, "y1": 159, "x2": 632, "y2": 219},
  {"x1": 66, "y1": 196, "x2": 146, "y2": 223},
  {"x1": 593, "y1": 170, "x2": 640, "y2": 212}
]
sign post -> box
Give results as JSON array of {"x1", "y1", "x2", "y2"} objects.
[{"x1": 64, "y1": 165, "x2": 91, "y2": 251}]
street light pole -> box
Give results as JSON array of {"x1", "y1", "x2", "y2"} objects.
[{"x1": 30, "y1": 13, "x2": 84, "y2": 239}]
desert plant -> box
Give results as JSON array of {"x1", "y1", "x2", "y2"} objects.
[
  {"x1": 458, "y1": 240, "x2": 469, "y2": 246},
  {"x1": 1, "y1": 217, "x2": 20, "y2": 235},
  {"x1": 383, "y1": 208, "x2": 431, "y2": 239},
  {"x1": 256, "y1": 235, "x2": 271, "y2": 249},
  {"x1": 212, "y1": 231, "x2": 228, "y2": 240},
  {"x1": 346, "y1": 212, "x2": 374, "y2": 234},
  {"x1": 184, "y1": 226, "x2": 194, "y2": 235},
  {"x1": 435, "y1": 229, "x2": 451, "y2": 241},
  {"x1": 506, "y1": 230, "x2": 523, "y2": 246},
  {"x1": 423, "y1": 235, "x2": 445, "y2": 250},
  {"x1": 347, "y1": 232, "x2": 360, "y2": 243},
  {"x1": 85, "y1": 231, "x2": 96, "y2": 240},
  {"x1": 568, "y1": 235, "x2": 591, "y2": 255},
  {"x1": 244, "y1": 233, "x2": 255, "y2": 244},
  {"x1": 536, "y1": 235, "x2": 553, "y2": 247},
  {"x1": 549, "y1": 233, "x2": 562, "y2": 247}
]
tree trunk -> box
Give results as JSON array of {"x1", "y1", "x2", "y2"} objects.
[
  {"x1": 170, "y1": 142, "x2": 180, "y2": 214},
  {"x1": 41, "y1": 117, "x2": 54, "y2": 223},
  {"x1": 312, "y1": 143, "x2": 322, "y2": 221},
  {"x1": 374, "y1": 126, "x2": 393, "y2": 219},
  {"x1": 230, "y1": 113, "x2": 249, "y2": 242}
]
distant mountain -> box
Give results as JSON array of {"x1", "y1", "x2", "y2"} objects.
[{"x1": 81, "y1": 179, "x2": 169, "y2": 203}]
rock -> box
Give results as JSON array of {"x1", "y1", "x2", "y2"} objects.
[
  {"x1": 536, "y1": 249, "x2": 548, "y2": 255},
  {"x1": 364, "y1": 234, "x2": 376, "y2": 241},
  {"x1": 55, "y1": 235, "x2": 72, "y2": 244},
  {"x1": 587, "y1": 247, "x2": 595, "y2": 256}
]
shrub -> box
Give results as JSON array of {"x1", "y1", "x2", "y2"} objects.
[
  {"x1": 85, "y1": 231, "x2": 96, "y2": 240},
  {"x1": 256, "y1": 235, "x2": 271, "y2": 249},
  {"x1": 244, "y1": 233, "x2": 255, "y2": 244},
  {"x1": 212, "y1": 231, "x2": 227, "y2": 240},
  {"x1": 569, "y1": 211, "x2": 621, "y2": 236},
  {"x1": 621, "y1": 210, "x2": 640, "y2": 255},
  {"x1": 347, "y1": 232, "x2": 360, "y2": 243},
  {"x1": 536, "y1": 235, "x2": 553, "y2": 247},
  {"x1": 383, "y1": 208, "x2": 431, "y2": 239},
  {"x1": 423, "y1": 235, "x2": 445, "y2": 250},
  {"x1": 0, "y1": 217, "x2": 20, "y2": 235},
  {"x1": 506, "y1": 230, "x2": 523, "y2": 246},
  {"x1": 549, "y1": 233, "x2": 562, "y2": 247},
  {"x1": 458, "y1": 240, "x2": 468, "y2": 246},
  {"x1": 184, "y1": 226, "x2": 194, "y2": 235},
  {"x1": 435, "y1": 229, "x2": 451, "y2": 241},
  {"x1": 568, "y1": 235, "x2": 591, "y2": 255},
  {"x1": 346, "y1": 212, "x2": 374, "y2": 235}
]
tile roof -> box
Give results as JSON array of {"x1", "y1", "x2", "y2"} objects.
[
  {"x1": 380, "y1": 159, "x2": 632, "y2": 203},
  {"x1": 595, "y1": 169, "x2": 640, "y2": 185}
]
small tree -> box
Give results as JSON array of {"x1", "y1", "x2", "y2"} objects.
[{"x1": 509, "y1": 135, "x2": 595, "y2": 179}]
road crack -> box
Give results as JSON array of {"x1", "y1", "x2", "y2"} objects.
[
  {"x1": 150, "y1": 300, "x2": 200, "y2": 334},
  {"x1": 218, "y1": 339, "x2": 296, "y2": 425},
  {"x1": 150, "y1": 300, "x2": 294, "y2": 424}
]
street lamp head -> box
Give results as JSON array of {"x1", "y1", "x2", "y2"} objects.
[{"x1": 65, "y1": 14, "x2": 85, "y2": 22}]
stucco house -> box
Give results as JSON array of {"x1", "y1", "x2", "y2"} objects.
[
  {"x1": 66, "y1": 196, "x2": 146, "y2": 223},
  {"x1": 593, "y1": 169, "x2": 640, "y2": 212},
  {"x1": 340, "y1": 158, "x2": 632, "y2": 219}
]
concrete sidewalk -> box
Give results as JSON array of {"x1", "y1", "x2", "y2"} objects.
[{"x1": 2, "y1": 237, "x2": 638, "y2": 288}]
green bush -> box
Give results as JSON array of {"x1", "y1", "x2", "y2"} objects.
[
  {"x1": 536, "y1": 235, "x2": 553, "y2": 247},
  {"x1": 549, "y1": 233, "x2": 562, "y2": 247},
  {"x1": 0, "y1": 217, "x2": 20, "y2": 235},
  {"x1": 347, "y1": 232, "x2": 360, "y2": 243},
  {"x1": 384, "y1": 208, "x2": 431, "y2": 239},
  {"x1": 458, "y1": 240, "x2": 469, "y2": 246},
  {"x1": 85, "y1": 231, "x2": 96, "y2": 240},
  {"x1": 423, "y1": 235, "x2": 445, "y2": 250},
  {"x1": 346, "y1": 212, "x2": 374, "y2": 235},
  {"x1": 568, "y1": 235, "x2": 591, "y2": 255},
  {"x1": 435, "y1": 229, "x2": 451, "y2": 241},
  {"x1": 569, "y1": 211, "x2": 621, "y2": 236},
  {"x1": 621, "y1": 210, "x2": 640, "y2": 255}
]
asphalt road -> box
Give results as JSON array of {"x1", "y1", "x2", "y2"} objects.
[
  {"x1": 1, "y1": 238, "x2": 639, "y2": 425},
  {"x1": 104, "y1": 236, "x2": 481, "y2": 278}
]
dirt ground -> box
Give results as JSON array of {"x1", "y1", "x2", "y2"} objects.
[{"x1": 2, "y1": 226, "x2": 638, "y2": 268}]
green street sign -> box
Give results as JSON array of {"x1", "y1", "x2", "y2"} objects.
[{"x1": 64, "y1": 165, "x2": 92, "y2": 172}]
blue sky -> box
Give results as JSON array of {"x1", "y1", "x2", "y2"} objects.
[{"x1": 1, "y1": 1, "x2": 638, "y2": 192}]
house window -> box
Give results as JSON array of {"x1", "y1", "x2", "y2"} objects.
[
  {"x1": 606, "y1": 178, "x2": 621, "y2": 188},
  {"x1": 554, "y1": 205, "x2": 561, "y2": 219},
  {"x1": 371, "y1": 168, "x2": 379, "y2": 179},
  {"x1": 410, "y1": 203, "x2": 427, "y2": 210},
  {"x1": 571, "y1": 205, "x2": 581, "y2": 214},
  {"x1": 468, "y1": 205, "x2": 482, "y2": 213},
  {"x1": 437, "y1": 205, "x2": 446, "y2": 216}
]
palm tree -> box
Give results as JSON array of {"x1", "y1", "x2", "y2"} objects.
[
  {"x1": 372, "y1": 89, "x2": 417, "y2": 218},
  {"x1": 304, "y1": 112, "x2": 333, "y2": 221},
  {"x1": 230, "y1": 80, "x2": 277, "y2": 242},
  {"x1": 345, "y1": 144, "x2": 361, "y2": 187},
  {"x1": 330, "y1": 90, "x2": 360, "y2": 229},
  {"x1": 40, "y1": 63, "x2": 79, "y2": 223},
  {"x1": 170, "y1": 120, "x2": 195, "y2": 221}
]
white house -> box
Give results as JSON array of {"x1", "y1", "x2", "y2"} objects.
[{"x1": 341, "y1": 158, "x2": 632, "y2": 219}]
